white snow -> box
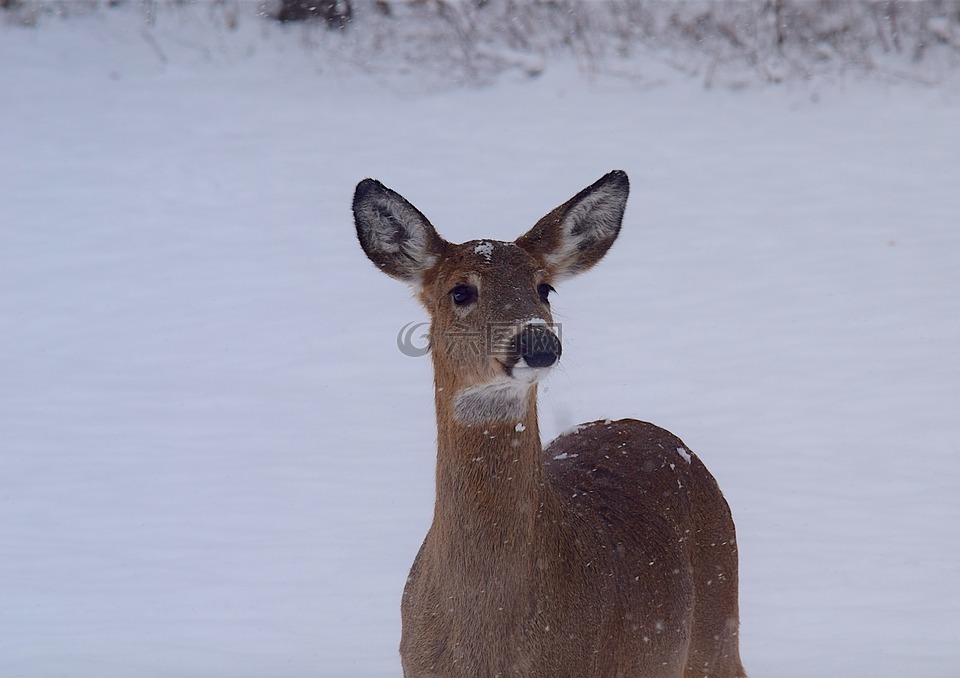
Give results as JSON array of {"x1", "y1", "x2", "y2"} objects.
[
  {"x1": 560, "y1": 423, "x2": 587, "y2": 437},
  {"x1": 677, "y1": 447, "x2": 692, "y2": 463},
  {"x1": 1, "y1": 8, "x2": 959, "y2": 678},
  {"x1": 473, "y1": 240, "x2": 495, "y2": 261}
]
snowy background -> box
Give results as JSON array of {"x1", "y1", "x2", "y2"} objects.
[{"x1": 2, "y1": 5, "x2": 959, "y2": 677}]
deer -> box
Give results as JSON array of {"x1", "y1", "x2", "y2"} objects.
[{"x1": 352, "y1": 170, "x2": 746, "y2": 678}]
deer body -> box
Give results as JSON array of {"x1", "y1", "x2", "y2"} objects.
[{"x1": 353, "y1": 171, "x2": 745, "y2": 677}]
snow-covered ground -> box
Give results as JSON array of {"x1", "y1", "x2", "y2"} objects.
[{"x1": 2, "y1": 8, "x2": 959, "y2": 677}]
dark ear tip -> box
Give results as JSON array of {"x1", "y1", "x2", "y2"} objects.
[
  {"x1": 354, "y1": 178, "x2": 386, "y2": 204},
  {"x1": 604, "y1": 169, "x2": 629, "y2": 191}
]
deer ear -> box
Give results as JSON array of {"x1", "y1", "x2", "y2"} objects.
[
  {"x1": 353, "y1": 179, "x2": 448, "y2": 284},
  {"x1": 516, "y1": 170, "x2": 628, "y2": 281}
]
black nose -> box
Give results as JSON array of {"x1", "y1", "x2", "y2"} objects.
[{"x1": 516, "y1": 325, "x2": 561, "y2": 368}]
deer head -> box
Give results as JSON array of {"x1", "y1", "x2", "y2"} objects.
[{"x1": 353, "y1": 170, "x2": 629, "y2": 424}]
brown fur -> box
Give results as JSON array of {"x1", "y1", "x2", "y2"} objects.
[{"x1": 352, "y1": 171, "x2": 746, "y2": 677}]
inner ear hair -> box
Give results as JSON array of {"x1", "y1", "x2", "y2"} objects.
[
  {"x1": 516, "y1": 170, "x2": 629, "y2": 280},
  {"x1": 353, "y1": 178, "x2": 447, "y2": 284}
]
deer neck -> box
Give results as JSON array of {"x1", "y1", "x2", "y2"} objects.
[{"x1": 430, "y1": 378, "x2": 559, "y2": 567}]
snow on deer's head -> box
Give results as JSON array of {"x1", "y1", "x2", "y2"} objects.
[{"x1": 353, "y1": 170, "x2": 629, "y2": 423}]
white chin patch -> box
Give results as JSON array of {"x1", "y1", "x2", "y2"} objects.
[
  {"x1": 452, "y1": 361, "x2": 552, "y2": 423},
  {"x1": 511, "y1": 361, "x2": 552, "y2": 384}
]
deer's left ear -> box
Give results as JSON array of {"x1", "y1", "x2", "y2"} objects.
[{"x1": 516, "y1": 170, "x2": 629, "y2": 282}]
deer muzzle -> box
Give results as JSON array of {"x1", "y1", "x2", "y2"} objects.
[{"x1": 513, "y1": 324, "x2": 562, "y2": 369}]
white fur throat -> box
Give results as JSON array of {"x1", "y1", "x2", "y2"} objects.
[{"x1": 453, "y1": 378, "x2": 532, "y2": 423}]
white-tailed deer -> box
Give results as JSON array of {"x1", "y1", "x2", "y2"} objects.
[{"x1": 353, "y1": 170, "x2": 745, "y2": 677}]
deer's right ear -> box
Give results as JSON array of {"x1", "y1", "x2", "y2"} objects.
[{"x1": 353, "y1": 179, "x2": 447, "y2": 284}]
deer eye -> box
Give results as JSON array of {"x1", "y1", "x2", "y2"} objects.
[
  {"x1": 537, "y1": 283, "x2": 555, "y2": 304},
  {"x1": 450, "y1": 284, "x2": 478, "y2": 306}
]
